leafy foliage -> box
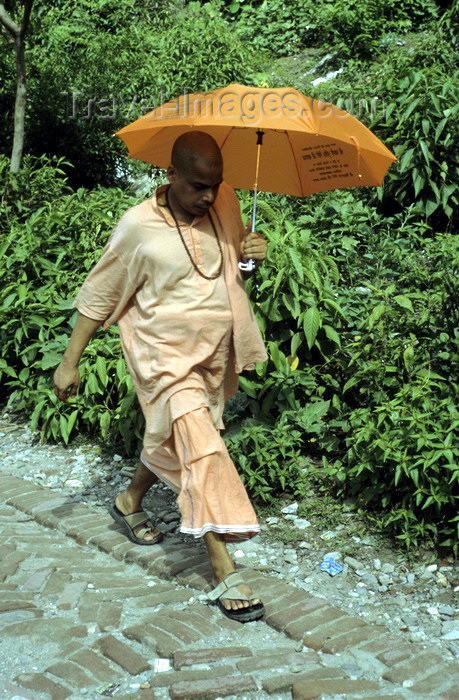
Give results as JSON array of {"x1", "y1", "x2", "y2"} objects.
[{"x1": 1, "y1": 0, "x2": 458, "y2": 552}]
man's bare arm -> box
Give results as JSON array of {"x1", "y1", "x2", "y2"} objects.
[{"x1": 53, "y1": 313, "x2": 102, "y2": 402}]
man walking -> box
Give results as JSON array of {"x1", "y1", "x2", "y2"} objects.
[{"x1": 53, "y1": 131, "x2": 268, "y2": 622}]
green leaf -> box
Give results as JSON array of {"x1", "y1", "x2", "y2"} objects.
[
  {"x1": 100, "y1": 411, "x2": 111, "y2": 438},
  {"x1": 403, "y1": 345, "x2": 414, "y2": 370},
  {"x1": 394, "y1": 295, "x2": 414, "y2": 312},
  {"x1": 289, "y1": 248, "x2": 304, "y2": 282},
  {"x1": 367, "y1": 303, "x2": 386, "y2": 330},
  {"x1": 303, "y1": 306, "x2": 321, "y2": 349},
  {"x1": 323, "y1": 325, "x2": 341, "y2": 348},
  {"x1": 95, "y1": 356, "x2": 108, "y2": 387}
]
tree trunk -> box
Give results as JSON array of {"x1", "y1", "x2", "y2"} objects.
[
  {"x1": 10, "y1": 32, "x2": 27, "y2": 172},
  {"x1": 0, "y1": 1, "x2": 35, "y2": 173}
]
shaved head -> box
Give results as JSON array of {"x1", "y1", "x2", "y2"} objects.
[{"x1": 171, "y1": 131, "x2": 222, "y2": 174}]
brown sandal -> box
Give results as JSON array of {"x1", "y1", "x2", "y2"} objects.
[{"x1": 109, "y1": 504, "x2": 164, "y2": 545}]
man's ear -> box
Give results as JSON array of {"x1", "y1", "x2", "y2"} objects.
[{"x1": 166, "y1": 165, "x2": 176, "y2": 183}]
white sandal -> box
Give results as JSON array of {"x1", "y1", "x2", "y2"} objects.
[{"x1": 208, "y1": 572, "x2": 265, "y2": 623}]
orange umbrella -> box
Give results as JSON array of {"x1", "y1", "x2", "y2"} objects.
[{"x1": 116, "y1": 84, "x2": 396, "y2": 269}]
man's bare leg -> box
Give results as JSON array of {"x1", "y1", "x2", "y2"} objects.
[
  {"x1": 204, "y1": 531, "x2": 260, "y2": 611},
  {"x1": 115, "y1": 461, "x2": 161, "y2": 541}
]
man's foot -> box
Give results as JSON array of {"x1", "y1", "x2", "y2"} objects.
[
  {"x1": 213, "y1": 570, "x2": 260, "y2": 611},
  {"x1": 208, "y1": 571, "x2": 264, "y2": 622},
  {"x1": 113, "y1": 492, "x2": 162, "y2": 543}
]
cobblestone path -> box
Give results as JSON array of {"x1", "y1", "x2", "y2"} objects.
[{"x1": 1, "y1": 474, "x2": 458, "y2": 700}]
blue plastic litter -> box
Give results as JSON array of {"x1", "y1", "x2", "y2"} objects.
[{"x1": 319, "y1": 556, "x2": 344, "y2": 577}]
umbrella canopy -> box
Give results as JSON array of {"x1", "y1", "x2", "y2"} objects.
[{"x1": 116, "y1": 84, "x2": 396, "y2": 197}]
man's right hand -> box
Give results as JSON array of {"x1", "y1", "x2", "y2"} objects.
[{"x1": 53, "y1": 360, "x2": 80, "y2": 403}]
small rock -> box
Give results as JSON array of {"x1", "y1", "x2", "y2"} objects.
[
  {"x1": 233, "y1": 550, "x2": 245, "y2": 559},
  {"x1": 360, "y1": 573, "x2": 379, "y2": 590},
  {"x1": 381, "y1": 563, "x2": 395, "y2": 574},
  {"x1": 344, "y1": 556, "x2": 365, "y2": 571},
  {"x1": 324, "y1": 551, "x2": 342, "y2": 561},
  {"x1": 441, "y1": 630, "x2": 459, "y2": 641},
  {"x1": 281, "y1": 502, "x2": 299, "y2": 514},
  {"x1": 112, "y1": 454, "x2": 123, "y2": 462},
  {"x1": 436, "y1": 571, "x2": 449, "y2": 587},
  {"x1": 427, "y1": 564, "x2": 438, "y2": 572},
  {"x1": 378, "y1": 573, "x2": 391, "y2": 586},
  {"x1": 265, "y1": 517, "x2": 279, "y2": 524},
  {"x1": 289, "y1": 666, "x2": 303, "y2": 673},
  {"x1": 441, "y1": 621, "x2": 459, "y2": 638},
  {"x1": 438, "y1": 604, "x2": 455, "y2": 616},
  {"x1": 298, "y1": 541, "x2": 312, "y2": 549},
  {"x1": 407, "y1": 572, "x2": 415, "y2": 584},
  {"x1": 373, "y1": 558, "x2": 381, "y2": 570},
  {"x1": 64, "y1": 479, "x2": 84, "y2": 488},
  {"x1": 293, "y1": 518, "x2": 311, "y2": 529},
  {"x1": 426, "y1": 606, "x2": 439, "y2": 616}
]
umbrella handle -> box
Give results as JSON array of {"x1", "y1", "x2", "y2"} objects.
[
  {"x1": 238, "y1": 176, "x2": 259, "y2": 273},
  {"x1": 238, "y1": 130, "x2": 264, "y2": 274}
]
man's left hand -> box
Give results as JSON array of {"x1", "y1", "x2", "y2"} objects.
[{"x1": 241, "y1": 231, "x2": 267, "y2": 263}]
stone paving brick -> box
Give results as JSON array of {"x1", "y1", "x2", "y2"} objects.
[
  {"x1": 322, "y1": 624, "x2": 386, "y2": 654},
  {"x1": 69, "y1": 648, "x2": 123, "y2": 682},
  {"x1": 15, "y1": 672, "x2": 72, "y2": 699},
  {"x1": 65, "y1": 516, "x2": 113, "y2": 539},
  {"x1": 148, "y1": 611, "x2": 204, "y2": 644},
  {"x1": 409, "y1": 662, "x2": 459, "y2": 694},
  {"x1": 262, "y1": 666, "x2": 346, "y2": 694},
  {"x1": 110, "y1": 541, "x2": 138, "y2": 561},
  {"x1": 114, "y1": 693, "x2": 156, "y2": 700},
  {"x1": 264, "y1": 590, "x2": 327, "y2": 627},
  {"x1": 125, "y1": 544, "x2": 171, "y2": 569},
  {"x1": 167, "y1": 553, "x2": 209, "y2": 577},
  {"x1": 169, "y1": 674, "x2": 257, "y2": 699},
  {"x1": 168, "y1": 609, "x2": 221, "y2": 637},
  {"x1": 186, "y1": 602, "x2": 244, "y2": 632},
  {"x1": 58, "y1": 581, "x2": 87, "y2": 610},
  {"x1": 46, "y1": 660, "x2": 95, "y2": 687},
  {"x1": 0, "y1": 544, "x2": 17, "y2": 558},
  {"x1": 25, "y1": 496, "x2": 72, "y2": 516},
  {"x1": 21, "y1": 567, "x2": 54, "y2": 592},
  {"x1": 439, "y1": 682, "x2": 459, "y2": 700},
  {"x1": 377, "y1": 643, "x2": 420, "y2": 666},
  {"x1": 174, "y1": 563, "x2": 211, "y2": 590},
  {"x1": 97, "y1": 601, "x2": 123, "y2": 631},
  {"x1": 4, "y1": 483, "x2": 42, "y2": 500},
  {"x1": 74, "y1": 524, "x2": 114, "y2": 546},
  {"x1": 346, "y1": 696, "x2": 405, "y2": 700},
  {"x1": 123, "y1": 622, "x2": 184, "y2": 657},
  {"x1": 237, "y1": 650, "x2": 319, "y2": 672},
  {"x1": 96, "y1": 634, "x2": 151, "y2": 674},
  {"x1": 148, "y1": 666, "x2": 235, "y2": 688},
  {"x1": 79, "y1": 599, "x2": 100, "y2": 624},
  {"x1": 292, "y1": 678, "x2": 380, "y2": 699},
  {"x1": 90, "y1": 530, "x2": 128, "y2": 553},
  {"x1": 1, "y1": 618, "x2": 87, "y2": 640},
  {"x1": 382, "y1": 651, "x2": 445, "y2": 684},
  {"x1": 0, "y1": 551, "x2": 28, "y2": 582},
  {"x1": 358, "y1": 635, "x2": 406, "y2": 656},
  {"x1": 282, "y1": 602, "x2": 349, "y2": 640},
  {"x1": 0, "y1": 599, "x2": 39, "y2": 614},
  {"x1": 173, "y1": 646, "x2": 252, "y2": 669},
  {"x1": 42, "y1": 571, "x2": 72, "y2": 595},
  {"x1": 302, "y1": 616, "x2": 367, "y2": 651},
  {"x1": 131, "y1": 589, "x2": 192, "y2": 607}
]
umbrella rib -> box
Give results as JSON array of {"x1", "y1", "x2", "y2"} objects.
[{"x1": 285, "y1": 130, "x2": 303, "y2": 197}]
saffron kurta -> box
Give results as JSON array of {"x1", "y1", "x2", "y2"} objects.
[{"x1": 73, "y1": 182, "x2": 267, "y2": 540}]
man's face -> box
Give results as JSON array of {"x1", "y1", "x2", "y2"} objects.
[{"x1": 167, "y1": 158, "x2": 223, "y2": 219}]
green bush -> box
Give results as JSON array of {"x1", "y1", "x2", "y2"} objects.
[
  {"x1": 230, "y1": 0, "x2": 440, "y2": 58},
  {"x1": 0, "y1": 155, "x2": 143, "y2": 449}
]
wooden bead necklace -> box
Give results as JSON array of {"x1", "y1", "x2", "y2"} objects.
[{"x1": 165, "y1": 186, "x2": 224, "y2": 281}]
